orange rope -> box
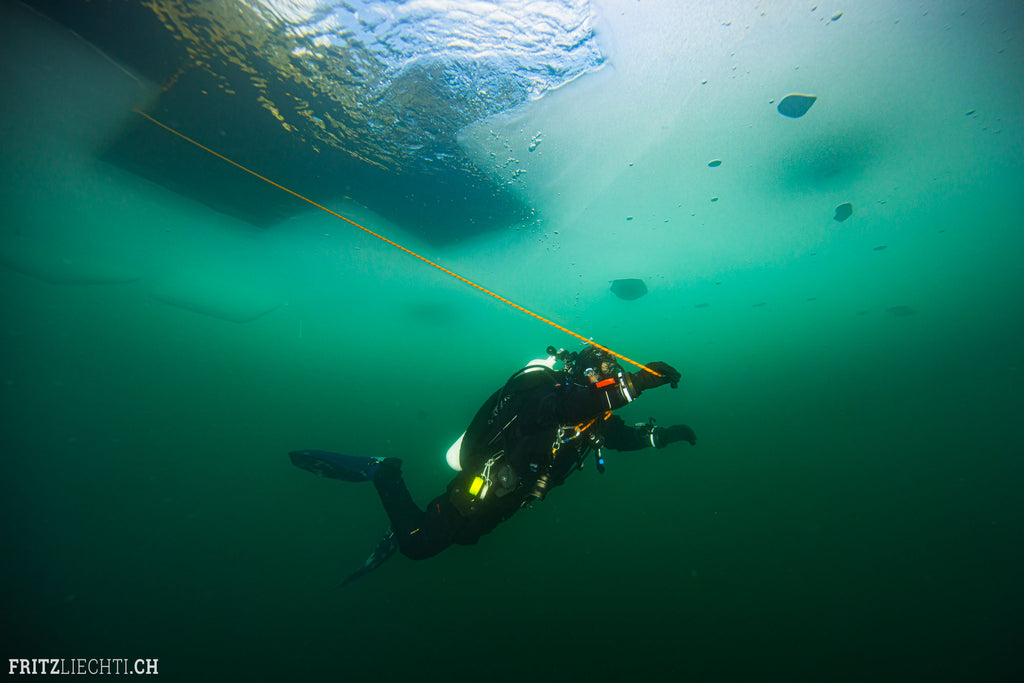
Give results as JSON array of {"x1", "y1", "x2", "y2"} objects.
[
  {"x1": 133, "y1": 109, "x2": 660, "y2": 376},
  {"x1": 574, "y1": 410, "x2": 613, "y2": 436}
]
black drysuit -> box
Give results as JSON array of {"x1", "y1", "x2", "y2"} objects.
[{"x1": 373, "y1": 366, "x2": 666, "y2": 560}]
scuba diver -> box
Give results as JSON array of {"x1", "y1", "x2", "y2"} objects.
[{"x1": 289, "y1": 344, "x2": 697, "y2": 585}]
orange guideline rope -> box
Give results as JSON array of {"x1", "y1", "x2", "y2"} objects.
[{"x1": 133, "y1": 109, "x2": 660, "y2": 377}]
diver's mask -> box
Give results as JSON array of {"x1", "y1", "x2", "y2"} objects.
[{"x1": 568, "y1": 346, "x2": 624, "y2": 385}]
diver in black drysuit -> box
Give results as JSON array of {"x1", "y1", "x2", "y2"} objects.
[{"x1": 289, "y1": 345, "x2": 697, "y2": 582}]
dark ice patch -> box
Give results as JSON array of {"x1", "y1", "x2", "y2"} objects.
[
  {"x1": 150, "y1": 292, "x2": 282, "y2": 323},
  {"x1": 777, "y1": 94, "x2": 817, "y2": 118},
  {"x1": 609, "y1": 278, "x2": 648, "y2": 300},
  {"x1": 887, "y1": 305, "x2": 918, "y2": 317},
  {"x1": 834, "y1": 202, "x2": 853, "y2": 222}
]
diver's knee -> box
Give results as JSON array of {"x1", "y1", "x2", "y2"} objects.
[{"x1": 397, "y1": 532, "x2": 449, "y2": 560}]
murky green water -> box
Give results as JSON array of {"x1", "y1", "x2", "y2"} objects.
[{"x1": 2, "y1": 1, "x2": 1022, "y2": 681}]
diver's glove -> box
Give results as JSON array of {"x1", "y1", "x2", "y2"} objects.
[
  {"x1": 656, "y1": 424, "x2": 697, "y2": 447},
  {"x1": 629, "y1": 362, "x2": 681, "y2": 393}
]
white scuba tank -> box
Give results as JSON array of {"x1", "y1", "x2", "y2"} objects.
[{"x1": 444, "y1": 354, "x2": 560, "y2": 471}]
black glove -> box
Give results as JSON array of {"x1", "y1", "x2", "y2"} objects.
[
  {"x1": 658, "y1": 424, "x2": 697, "y2": 447},
  {"x1": 629, "y1": 362, "x2": 681, "y2": 393}
]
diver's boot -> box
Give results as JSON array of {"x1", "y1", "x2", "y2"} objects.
[{"x1": 288, "y1": 450, "x2": 383, "y2": 482}]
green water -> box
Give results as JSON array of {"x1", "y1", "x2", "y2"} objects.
[{"x1": 2, "y1": 1, "x2": 1022, "y2": 681}]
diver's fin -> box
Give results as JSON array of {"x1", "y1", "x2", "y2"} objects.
[
  {"x1": 289, "y1": 450, "x2": 382, "y2": 483},
  {"x1": 341, "y1": 528, "x2": 399, "y2": 587}
]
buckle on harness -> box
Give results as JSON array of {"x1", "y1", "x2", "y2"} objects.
[
  {"x1": 469, "y1": 456, "x2": 498, "y2": 499},
  {"x1": 552, "y1": 411, "x2": 612, "y2": 454}
]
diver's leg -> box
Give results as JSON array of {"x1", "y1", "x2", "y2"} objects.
[
  {"x1": 372, "y1": 459, "x2": 422, "y2": 530},
  {"x1": 373, "y1": 459, "x2": 456, "y2": 560}
]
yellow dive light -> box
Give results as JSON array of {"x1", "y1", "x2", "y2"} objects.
[{"x1": 468, "y1": 475, "x2": 486, "y2": 497}]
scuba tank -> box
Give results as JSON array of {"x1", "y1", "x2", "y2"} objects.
[
  {"x1": 446, "y1": 352, "x2": 565, "y2": 516},
  {"x1": 444, "y1": 352, "x2": 561, "y2": 472},
  {"x1": 445, "y1": 346, "x2": 622, "y2": 515}
]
